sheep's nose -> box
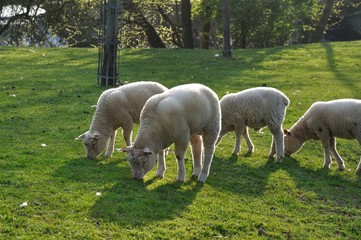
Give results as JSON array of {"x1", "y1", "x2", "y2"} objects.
[{"x1": 133, "y1": 175, "x2": 143, "y2": 180}]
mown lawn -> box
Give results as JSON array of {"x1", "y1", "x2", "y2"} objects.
[{"x1": 0, "y1": 41, "x2": 360, "y2": 239}]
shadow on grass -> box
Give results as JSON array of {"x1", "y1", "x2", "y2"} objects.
[
  {"x1": 321, "y1": 42, "x2": 361, "y2": 97},
  {"x1": 90, "y1": 178, "x2": 202, "y2": 226},
  {"x1": 52, "y1": 151, "x2": 360, "y2": 227},
  {"x1": 208, "y1": 154, "x2": 361, "y2": 207},
  {"x1": 52, "y1": 157, "x2": 201, "y2": 226},
  {"x1": 281, "y1": 156, "x2": 361, "y2": 205}
]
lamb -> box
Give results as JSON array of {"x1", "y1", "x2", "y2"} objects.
[
  {"x1": 216, "y1": 87, "x2": 290, "y2": 162},
  {"x1": 284, "y1": 99, "x2": 361, "y2": 174},
  {"x1": 76, "y1": 81, "x2": 168, "y2": 159},
  {"x1": 121, "y1": 83, "x2": 221, "y2": 183}
]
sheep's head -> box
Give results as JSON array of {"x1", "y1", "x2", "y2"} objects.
[
  {"x1": 283, "y1": 129, "x2": 303, "y2": 156},
  {"x1": 121, "y1": 146, "x2": 157, "y2": 180},
  {"x1": 76, "y1": 131, "x2": 107, "y2": 159}
]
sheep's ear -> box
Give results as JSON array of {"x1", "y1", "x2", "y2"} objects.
[
  {"x1": 283, "y1": 129, "x2": 291, "y2": 135},
  {"x1": 91, "y1": 131, "x2": 100, "y2": 139},
  {"x1": 143, "y1": 147, "x2": 152, "y2": 155},
  {"x1": 75, "y1": 132, "x2": 86, "y2": 141},
  {"x1": 118, "y1": 146, "x2": 132, "y2": 153}
]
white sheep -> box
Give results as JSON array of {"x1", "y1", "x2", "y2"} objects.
[
  {"x1": 121, "y1": 83, "x2": 221, "y2": 183},
  {"x1": 284, "y1": 99, "x2": 361, "y2": 174},
  {"x1": 76, "y1": 81, "x2": 168, "y2": 159},
  {"x1": 216, "y1": 87, "x2": 290, "y2": 162}
]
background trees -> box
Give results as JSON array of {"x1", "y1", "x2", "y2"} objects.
[{"x1": 1, "y1": 0, "x2": 360, "y2": 48}]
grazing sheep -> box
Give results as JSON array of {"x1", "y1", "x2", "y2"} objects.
[
  {"x1": 76, "y1": 81, "x2": 168, "y2": 159},
  {"x1": 121, "y1": 83, "x2": 221, "y2": 183},
  {"x1": 216, "y1": 87, "x2": 290, "y2": 162},
  {"x1": 284, "y1": 99, "x2": 361, "y2": 174}
]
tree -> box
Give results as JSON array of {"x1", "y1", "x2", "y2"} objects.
[
  {"x1": 181, "y1": 0, "x2": 194, "y2": 48},
  {"x1": 310, "y1": 0, "x2": 336, "y2": 42},
  {"x1": 199, "y1": 0, "x2": 212, "y2": 49},
  {"x1": 222, "y1": 0, "x2": 231, "y2": 56},
  {"x1": 123, "y1": 0, "x2": 166, "y2": 48},
  {"x1": 99, "y1": 0, "x2": 120, "y2": 86},
  {"x1": 0, "y1": 0, "x2": 47, "y2": 46}
]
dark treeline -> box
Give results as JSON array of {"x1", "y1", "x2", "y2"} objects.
[{"x1": 0, "y1": 0, "x2": 360, "y2": 48}]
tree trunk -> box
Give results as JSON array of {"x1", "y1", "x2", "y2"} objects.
[
  {"x1": 181, "y1": 0, "x2": 194, "y2": 48},
  {"x1": 199, "y1": 1, "x2": 212, "y2": 49},
  {"x1": 310, "y1": 0, "x2": 336, "y2": 43},
  {"x1": 124, "y1": 0, "x2": 166, "y2": 48},
  {"x1": 100, "y1": 0, "x2": 119, "y2": 86},
  {"x1": 222, "y1": 0, "x2": 232, "y2": 57}
]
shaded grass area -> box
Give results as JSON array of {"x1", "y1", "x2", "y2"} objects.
[{"x1": 0, "y1": 41, "x2": 361, "y2": 239}]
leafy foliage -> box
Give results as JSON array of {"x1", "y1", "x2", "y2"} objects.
[{"x1": 1, "y1": 0, "x2": 360, "y2": 48}]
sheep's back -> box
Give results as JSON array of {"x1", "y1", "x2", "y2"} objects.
[
  {"x1": 306, "y1": 99, "x2": 361, "y2": 139},
  {"x1": 141, "y1": 83, "x2": 220, "y2": 134},
  {"x1": 99, "y1": 82, "x2": 167, "y2": 123},
  {"x1": 221, "y1": 87, "x2": 288, "y2": 126}
]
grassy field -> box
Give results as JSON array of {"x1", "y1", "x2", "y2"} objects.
[{"x1": 0, "y1": 41, "x2": 361, "y2": 239}]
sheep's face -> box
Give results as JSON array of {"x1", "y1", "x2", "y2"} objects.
[
  {"x1": 284, "y1": 129, "x2": 303, "y2": 156},
  {"x1": 76, "y1": 131, "x2": 107, "y2": 159},
  {"x1": 122, "y1": 146, "x2": 157, "y2": 180}
]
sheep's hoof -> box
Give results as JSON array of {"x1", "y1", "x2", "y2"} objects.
[
  {"x1": 176, "y1": 176, "x2": 186, "y2": 182},
  {"x1": 338, "y1": 165, "x2": 345, "y2": 171},
  {"x1": 197, "y1": 174, "x2": 207, "y2": 183},
  {"x1": 155, "y1": 171, "x2": 165, "y2": 178}
]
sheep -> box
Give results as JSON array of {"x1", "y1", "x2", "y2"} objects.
[
  {"x1": 284, "y1": 99, "x2": 361, "y2": 174},
  {"x1": 121, "y1": 83, "x2": 221, "y2": 183},
  {"x1": 216, "y1": 87, "x2": 290, "y2": 162},
  {"x1": 76, "y1": 81, "x2": 168, "y2": 159}
]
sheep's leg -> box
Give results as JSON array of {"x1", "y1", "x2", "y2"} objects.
[
  {"x1": 104, "y1": 130, "x2": 117, "y2": 157},
  {"x1": 319, "y1": 134, "x2": 332, "y2": 169},
  {"x1": 174, "y1": 136, "x2": 189, "y2": 182},
  {"x1": 354, "y1": 137, "x2": 361, "y2": 175},
  {"x1": 215, "y1": 133, "x2": 224, "y2": 146},
  {"x1": 156, "y1": 149, "x2": 166, "y2": 178},
  {"x1": 269, "y1": 127, "x2": 284, "y2": 163},
  {"x1": 356, "y1": 159, "x2": 361, "y2": 175},
  {"x1": 242, "y1": 127, "x2": 254, "y2": 154},
  {"x1": 190, "y1": 135, "x2": 203, "y2": 178},
  {"x1": 122, "y1": 123, "x2": 133, "y2": 146},
  {"x1": 232, "y1": 125, "x2": 245, "y2": 155},
  {"x1": 199, "y1": 143, "x2": 215, "y2": 183},
  {"x1": 198, "y1": 130, "x2": 218, "y2": 183},
  {"x1": 329, "y1": 137, "x2": 345, "y2": 170}
]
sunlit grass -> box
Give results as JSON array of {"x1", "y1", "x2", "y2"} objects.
[{"x1": 1, "y1": 41, "x2": 361, "y2": 239}]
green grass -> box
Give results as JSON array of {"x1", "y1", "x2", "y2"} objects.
[{"x1": 1, "y1": 41, "x2": 361, "y2": 239}]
